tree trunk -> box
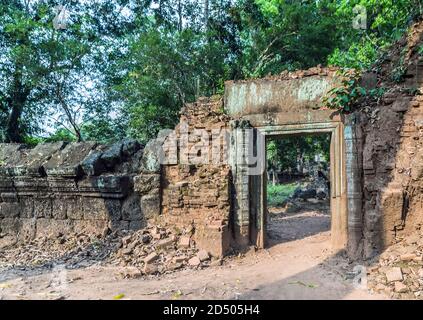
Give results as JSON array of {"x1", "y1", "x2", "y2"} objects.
[
  {"x1": 204, "y1": 0, "x2": 209, "y2": 30},
  {"x1": 5, "y1": 77, "x2": 30, "y2": 143},
  {"x1": 6, "y1": 101, "x2": 24, "y2": 143},
  {"x1": 177, "y1": 0, "x2": 182, "y2": 31}
]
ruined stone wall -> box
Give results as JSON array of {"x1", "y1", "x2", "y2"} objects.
[
  {"x1": 0, "y1": 140, "x2": 148, "y2": 245},
  {"x1": 357, "y1": 21, "x2": 423, "y2": 258},
  {"x1": 160, "y1": 97, "x2": 232, "y2": 257}
]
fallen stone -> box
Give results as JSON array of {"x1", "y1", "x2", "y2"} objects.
[
  {"x1": 151, "y1": 228, "x2": 162, "y2": 240},
  {"x1": 121, "y1": 267, "x2": 142, "y2": 279},
  {"x1": 156, "y1": 238, "x2": 174, "y2": 249},
  {"x1": 394, "y1": 281, "x2": 408, "y2": 293},
  {"x1": 306, "y1": 198, "x2": 319, "y2": 204},
  {"x1": 122, "y1": 235, "x2": 132, "y2": 246},
  {"x1": 197, "y1": 250, "x2": 210, "y2": 262},
  {"x1": 402, "y1": 267, "x2": 411, "y2": 274},
  {"x1": 210, "y1": 259, "x2": 223, "y2": 267},
  {"x1": 385, "y1": 267, "x2": 403, "y2": 283},
  {"x1": 100, "y1": 141, "x2": 123, "y2": 169},
  {"x1": 121, "y1": 248, "x2": 133, "y2": 255},
  {"x1": 188, "y1": 256, "x2": 201, "y2": 267},
  {"x1": 179, "y1": 236, "x2": 191, "y2": 248},
  {"x1": 141, "y1": 234, "x2": 151, "y2": 244},
  {"x1": 375, "y1": 283, "x2": 387, "y2": 292},
  {"x1": 400, "y1": 254, "x2": 417, "y2": 261},
  {"x1": 143, "y1": 263, "x2": 158, "y2": 275},
  {"x1": 169, "y1": 263, "x2": 183, "y2": 271},
  {"x1": 172, "y1": 255, "x2": 187, "y2": 263},
  {"x1": 121, "y1": 139, "x2": 141, "y2": 158},
  {"x1": 144, "y1": 252, "x2": 159, "y2": 264}
]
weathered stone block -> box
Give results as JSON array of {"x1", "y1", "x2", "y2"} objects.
[
  {"x1": 195, "y1": 223, "x2": 230, "y2": 257},
  {"x1": 121, "y1": 139, "x2": 142, "y2": 158},
  {"x1": 0, "y1": 202, "x2": 20, "y2": 218},
  {"x1": 0, "y1": 144, "x2": 27, "y2": 176},
  {"x1": 100, "y1": 142, "x2": 123, "y2": 169},
  {"x1": 108, "y1": 220, "x2": 129, "y2": 231},
  {"x1": 44, "y1": 142, "x2": 97, "y2": 177},
  {"x1": 140, "y1": 139, "x2": 162, "y2": 173},
  {"x1": 141, "y1": 191, "x2": 160, "y2": 218},
  {"x1": 12, "y1": 142, "x2": 66, "y2": 177},
  {"x1": 129, "y1": 220, "x2": 145, "y2": 231},
  {"x1": 0, "y1": 217, "x2": 20, "y2": 235},
  {"x1": 74, "y1": 219, "x2": 108, "y2": 235},
  {"x1": 121, "y1": 194, "x2": 142, "y2": 221},
  {"x1": 66, "y1": 197, "x2": 84, "y2": 220},
  {"x1": 52, "y1": 198, "x2": 67, "y2": 219},
  {"x1": 18, "y1": 218, "x2": 37, "y2": 241},
  {"x1": 81, "y1": 149, "x2": 106, "y2": 176},
  {"x1": 20, "y1": 197, "x2": 34, "y2": 218},
  {"x1": 133, "y1": 174, "x2": 160, "y2": 194},
  {"x1": 83, "y1": 198, "x2": 121, "y2": 221},
  {"x1": 34, "y1": 198, "x2": 53, "y2": 218},
  {"x1": 77, "y1": 176, "x2": 130, "y2": 197},
  {"x1": 36, "y1": 218, "x2": 74, "y2": 237},
  {"x1": 379, "y1": 188, "x2": 404, "y2": 231}
]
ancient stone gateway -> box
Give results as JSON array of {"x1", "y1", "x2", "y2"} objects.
[
  {"x1": 223, "y1": 69, "x2": 362, "y2": 257},
  {"x1": 0, "y1": 68, "x2": 365, "y2": 260}
]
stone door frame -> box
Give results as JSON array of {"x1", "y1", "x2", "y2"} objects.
[{"x1": 254, "y1": 121, "x2": 348, "y2": 251}]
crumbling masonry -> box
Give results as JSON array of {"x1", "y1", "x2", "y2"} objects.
[{"x1": 1, "y1": 23, "x2": 423, "y2": 259}]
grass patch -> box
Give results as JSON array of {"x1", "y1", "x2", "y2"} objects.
[{"x1": 267, "y1": 183, "x2": 298, "y2": 207}]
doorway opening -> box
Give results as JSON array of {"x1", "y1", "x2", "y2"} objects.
[{"x1": 265, "y1": 133, "x2": 332, "y2": 246}]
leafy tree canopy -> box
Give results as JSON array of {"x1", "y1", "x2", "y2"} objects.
[{"x1": 0, "y1": 0, "x2": 421, "y2": 144}]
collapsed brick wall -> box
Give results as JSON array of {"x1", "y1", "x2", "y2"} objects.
[
  {"x1": 0, "y1": 139, "x2": 151, "y2": 246},
  {"x1": 159, "y1": 97, "x2": 232, "y2": 257},
  {"x1": 357, "y1": 21, "x2": 423, "y2": 258}
]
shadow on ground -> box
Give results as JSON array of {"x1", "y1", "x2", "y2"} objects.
[{"x1": 267, "y1": 200, "x2": 331, "y2": 246}]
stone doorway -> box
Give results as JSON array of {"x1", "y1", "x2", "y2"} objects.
[
  {"x1": 265, "y1": 132, "x2": 331, "y2": 247},
  {"x1": 250, "y1": 122, "x2": 348, "y2": 251},
  {"x1": 224, "y1": 71, "x2": 363, "y2": 257}
]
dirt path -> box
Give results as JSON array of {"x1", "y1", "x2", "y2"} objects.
[{"x1": 0, "y1": 204, "x2": 386, "y2": 300}]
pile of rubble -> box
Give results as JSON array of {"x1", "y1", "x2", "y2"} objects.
[
  {"x1": 0, "y1": 232, "x2": 119, "y2": 270},
  {"x1": 0, "y1": 224, "x2": 221, "y2": 278},
  {"x1": 367, "y1": 231, "x2": 423, "y2": 299},
  {"x1": 109, "y1": 224, "x2": 221, "y2": 277}
]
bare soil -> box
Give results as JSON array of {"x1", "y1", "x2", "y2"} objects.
[{"x1": 0, "y1": 202, "x2": 386, "y2": 300}]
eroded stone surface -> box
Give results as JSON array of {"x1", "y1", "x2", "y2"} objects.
[{"x1": 0, "y1": 140, "x2": 150, "y2": 241}]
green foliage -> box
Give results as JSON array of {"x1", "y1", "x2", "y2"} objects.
[
  {"x1": 328, "y1": 0, "x2": 422, "y2": 70},
  {"x1": 238, "y1": 0, "x2": 340, "y2": 77},
  {"x1": 44, "y1": 128, "x2": 77, "y2": 143},
  {"x1": 323, "y1": 69, "x2": 366, "y2": 112},
  {"x1": 328, "y1": 39, "x2": 384, "y2": 70},
  {"x1": 267, "y1": 183, "x2": 298, "y2": 207},
  {"x1": 80, "y1": 120, "x2": 125, "y2": 144},
  {"x1": 22, "y1": 135, "x2": 45, "y2": 147},
  {"x1": 1, "y1": 0, "x2": 421, "y2": 144},
  {"x1": 323, "y1": 68, "x2": 387, "y2": 112},
  {"x1": 267, "y1": 135, "x2": 330, "y2": 174}
]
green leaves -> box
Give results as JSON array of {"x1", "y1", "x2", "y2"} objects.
[
  {"x1": 328, "y1": 0, "x2": 422, "y2": 70},
  {"x1": 267, "y1": 135, "x2": 330, "y2": 177},
  {"x1": 1, "y1": 0, "x2": 420, "y2": 143},
  {"x1": 323, "y1": 69, "x2": 365, "y2": 112}
]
